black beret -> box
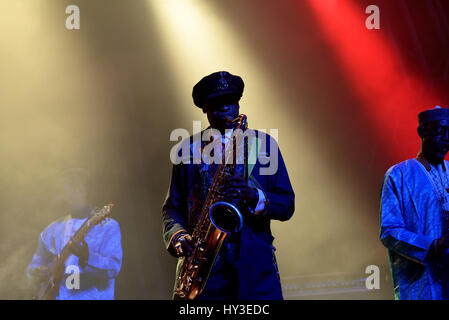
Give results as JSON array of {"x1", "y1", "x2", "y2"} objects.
[
  {"x1": 192, "y1": 71, "x2": 244, "y2": 108},
  {"x1": 418, "y1": 106, "x2": 449, "y2": 126}
]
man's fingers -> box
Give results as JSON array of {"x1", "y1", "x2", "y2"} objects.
[
  {"x1": 220, "y1": 187, "x2": 243, "y2": 195},
  {"x1": 181, "y1": 240, "x2": 194, "y2": 252},
  {"x1": 175, "y1": 237, "x2": 195, "y2": 257},
  {"x1": 179, "y1": 235, "x2": 192, "y2": 244},
  {"x1": 69, "y1": 238, "x2": 89, "y2": 260},
  {"x1": 175, "y1": 242, "x2": 184, "y2": 256},
  {"x1": 71, "y1": 242, "x2": 81, "y2": 252},
  {"x1": 184, "y1": 235, "x2": 194, "y2": 245},
  {"x1": 222, "y1": 181, "x2": 245, "y2": 190},
  {"x1": 70, "y1": 238, "x2": 79, "y2": 249}
]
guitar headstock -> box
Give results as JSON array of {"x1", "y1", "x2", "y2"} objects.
[{"x1": 89, "y1": 202, "x2": 114, "y2": 227}]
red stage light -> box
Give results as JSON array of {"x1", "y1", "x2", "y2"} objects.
[{"x1": 307, "y1": 0, "x2": 443, "y2": 162}]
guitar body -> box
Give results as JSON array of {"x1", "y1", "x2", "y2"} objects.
[{"x1": 34, "y1": 258, "x2": 64, "y2": 300}]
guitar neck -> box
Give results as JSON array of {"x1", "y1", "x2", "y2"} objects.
[{"x1": 57, "y1": 217, "x2": 93, "y2": 264}]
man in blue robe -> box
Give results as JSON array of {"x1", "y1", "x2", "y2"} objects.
[
  {"x1": 380, "y1": 106, "x2": 449, "y2": 299},
  {"x1": 162, "y1": 71, "x2": 295, "y2": 300}
]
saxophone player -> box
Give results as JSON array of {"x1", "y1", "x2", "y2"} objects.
[{"x1": 162, "y1": 71, "x2": 295, "y2": 300}]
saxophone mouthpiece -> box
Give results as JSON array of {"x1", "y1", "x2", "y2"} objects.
[{"x1": 225, "y1": 114, "x2": 247, "y2": 128}]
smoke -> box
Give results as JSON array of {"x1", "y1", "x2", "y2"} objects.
[{"x1": 0, "y1": 242, "x2": 35, "y2": 299}]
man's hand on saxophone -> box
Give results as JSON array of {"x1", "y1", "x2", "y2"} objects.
[
  {"x1": 218, "y1": 176, "x2": 260, "y2": 214},
  {"x1": 173, "y1": 233, "x2": 195, "y2": 257}
]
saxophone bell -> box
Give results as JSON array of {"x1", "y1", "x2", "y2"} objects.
[{"x1": 209, "y1": 201, "x2": 243, "y2": 234}]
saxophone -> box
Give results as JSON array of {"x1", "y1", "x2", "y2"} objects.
[{"x1": 175, "y1": 114, "x2": 248, "y2": 300}]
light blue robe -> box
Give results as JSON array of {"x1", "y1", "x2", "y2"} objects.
[
  {"x1": 27, "y1": 215, "x2": 123, "y2": 300},
  {"x1": 380, "y1": 158, "x2": 449, "y2": 299}
]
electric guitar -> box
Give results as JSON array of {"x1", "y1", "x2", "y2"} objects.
[{"x1": 32, "y1": 203, "x2": 114, "y2": 300}]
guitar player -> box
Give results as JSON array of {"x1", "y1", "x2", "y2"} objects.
[{"x1": 27, "y1": 168, "x2": 123, "y2": 300}]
